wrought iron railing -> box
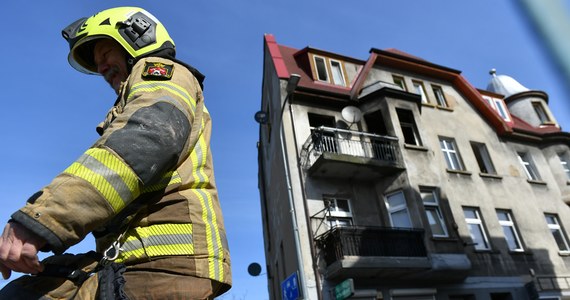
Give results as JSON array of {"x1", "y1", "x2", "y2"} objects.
[
  {"x1": 300, "y1": 126, "x2": 399, "y2": 169},
  {"x1": 316, "y1": 226, "x2": 427, "y2": 266}
]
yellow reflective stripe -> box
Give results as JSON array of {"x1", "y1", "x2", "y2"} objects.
[
  {"x1": 190, "y1": 119, "x2": 208, "y2": 189},
  {"x1": 116, "y1": 223, "x2": 194, "y2": 262},
  {"x1": 193, "y1": 188, "x2": 224, "y2": 281},
  {"x1": 63, "y1": 148, "x2": 139, "y2": 212},
  {"x1": 129, "y1": 81, "x2": 196, "y2": 115},
  {"x1": 141, "y1": 171, "x2": 181, "y2": 194}
]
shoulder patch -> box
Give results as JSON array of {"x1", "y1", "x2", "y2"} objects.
[{"x1": 142, "y1": 62, "x2": 174, "y2": 80}]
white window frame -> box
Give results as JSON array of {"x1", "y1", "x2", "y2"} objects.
[
  {"x1": 432, "y1": 85, "x2": 448, "y2": 107},
  {"x1": 463, "y1": 207, "x2": 491, "y2": 251},
  {"x1": 559, "y1": 152, "x2": 570, "y2": 180},
  {"x1": 496, "y1": 210, "x2": 524, "y2": 252},
  {"x1": 385, "y1": 191, "x2": 413, "y2": 228},
  {"x1": 329, "y1": 59, "x2": 346, "y2": 87},
  {"x1": 412, "y1": 80, "x2": 428, "y2": 104},
  {"x1": 470, "y1": 142, "x2": 497, "y2": 174},
  {"x1": 517, "y1": 151, "x2": 541, "y2": 181},
  {"x1": 420, "y1": 188, "x2": 448, "y2": 237},
  {"x1": 324, "y1": 197, "x2": 353, "y2": 228},
  {"x1": 482, "y1": 95, "x2": 511, "y2": 122},
  {"x1": 440, "y1": 137, "x2": 464, "y2": 171},
  {"x1": 545, "y1": 214, "x2": 570, "y2": 252}
]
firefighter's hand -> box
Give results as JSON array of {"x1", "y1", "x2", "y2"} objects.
[{"x1": 0, "y1": 222, "x2": 46, "y2": 279}]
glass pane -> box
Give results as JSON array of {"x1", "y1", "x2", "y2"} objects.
[
  {"x1": 552, "y1": 229, "x2": 570, "y2": 251},
  {"x1": 502, "y1": 226, "x2": 521, "y2": 250},
  {"x1": 392, "y1": 210, "x2": 412, "y2": 228},
  {"x1": 330, "y1": 61, "x2": 345, "y2": 86},
  {"x1": 315, "y1": 57, "x2": 328, "y2": 81},
  {"x1": 468, "y1": 224, "x2": 488, "y2": 250},
  {"x1": 421, "y1": 191, "x2": 436, "y2": 204},
  {"x1": 464, "y1": 209, "x2": 476, "y2": 219},
  {"x1": 336, "y1": 199, "x2": 350, "y2": 212},
  {"x1": 545, "y1": 215, "x2": 556, "y2": 225},
  {"x1": 426, "y1": 208, "x2": 446, "y2": 236},
  {"x1": 497, "y1": 211, "x2": 508, "y2": 222},
  {"x1": 387, "y1": 192, "x2": 406, "y2": 208}
]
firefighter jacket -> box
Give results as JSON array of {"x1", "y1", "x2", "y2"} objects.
[{"x1": 11, "y1": 56, "x2": 231, "y2": 290}]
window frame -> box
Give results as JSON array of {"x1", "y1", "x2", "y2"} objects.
[
  {"x1": 532, "y1": 101, "x2": 552, "y2": 124},
  {"x1": 396, "y1": 108, "x2": 422, "y2": 146},
  {"x1": 470, "y1": 142, "x2": 497, "y2": 175},
  {"x1": 440, "y1": 137, "x2": 465, "y2": 171},
  {"x1": 310, "y1": 54, "x2": 347, "y2": 87},
  {"x1": 496, "y1": 209, "x2": 524, "y2": 252},
  {"x1": 392, "y1": 75, "x2": 407, "y2": 91},
  {"x1": 412, "y1": 80, "x2": 429, "y2": 104},
  {"x1": 324, "y1": 196, "x2": 353, "y2": 228},
  {"x1": 482, "y1": 95, "x2": 511, "y2": 122},
  {"x1": 463, "y1": 207, "x2": 491, "y2": 251},
  {"x1": 545, "y1": 213, "x2": 570, "y2": 252},
  {"x1": 420, "y1": 188, "x2": 448, "y2": 238},
  {"x1": 432, "y1": 85, "x2": 448, "y2": 108},
  {"x1": 558, "y1": 152, "x2": 570, "y2": 180},
  {"x1": 385, "y1": 191, "x2": 413, "y2": 228},
  {"x1": 313, "y1": 55, "x2": 329, "y2": 83},
  {"x1": 329, "y1": 59, "x2": 347, "y2": 87},
  {"x1": 517, "y1": 151, "x2": 541, "y2": 181}
]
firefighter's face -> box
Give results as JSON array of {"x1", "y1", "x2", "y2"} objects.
[{"x1": 93, "y1": 39, "x2": 129, "y2": 94}]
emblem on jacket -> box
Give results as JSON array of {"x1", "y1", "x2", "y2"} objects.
[{"x1": 142, "y1": 62, "x2": 174, "y2": 80}]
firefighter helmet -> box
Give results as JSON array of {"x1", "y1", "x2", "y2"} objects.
[{"x1": 62, "y1": 7, "x2": 175, "y2": 74}]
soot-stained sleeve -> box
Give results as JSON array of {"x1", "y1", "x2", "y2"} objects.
[{"x1": 104, "y1": 101, "x2": 190, "y2": 185}]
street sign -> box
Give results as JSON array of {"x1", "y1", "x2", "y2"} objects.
[
  {"x1": 282, "y1": 272, "x2": 300, "y2": 300},
  {"x1": 333, "y1": 278, "x2": 354, "y2": 300}
]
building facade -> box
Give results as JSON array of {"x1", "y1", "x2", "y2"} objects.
[{"x1": 256, "y1": 34, "x2": 570, "y2": 300}]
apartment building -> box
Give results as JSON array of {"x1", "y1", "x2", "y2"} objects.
[{"x1": 256, "y1": 34, "x2": 570, "y2": 300}]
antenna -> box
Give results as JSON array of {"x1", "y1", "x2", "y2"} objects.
[{"x1": 341, "y1": 106, "x2": 362, "y2": 129}]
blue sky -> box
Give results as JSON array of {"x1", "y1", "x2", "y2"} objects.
[{"x1": 1, "y1": 1, "x2": 569, "y2": 299}]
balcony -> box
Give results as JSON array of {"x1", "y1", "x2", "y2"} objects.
[
  {"x1": 316, "y1": 226, "x2": 430, "y2": 280},
  {"x1": 300, "y1": 126, "x2": 405, "y2": 180}
]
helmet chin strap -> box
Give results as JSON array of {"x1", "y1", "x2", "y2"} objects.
[{"x1": 126, "y1": 56, "x2": 136, "y2": 74}]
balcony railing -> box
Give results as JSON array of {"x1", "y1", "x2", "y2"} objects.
[
  {"x1": 300, "y1": 126, "x2": 401, "y2": 173},
  {"x1": 316, "y1": 226, "x2": 427, "y2": 267}
]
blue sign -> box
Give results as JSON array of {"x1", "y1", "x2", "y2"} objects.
[{"x1": 281, "y1": 272, "x2": 300, "y2": 300}]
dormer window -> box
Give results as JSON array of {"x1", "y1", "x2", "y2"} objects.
[
  {"x1": 311, "y1": 54, "x2": 347, "y2": 87},
  {"x1": 482, "y1": 95, "x2": 511, "y2": 122},
  {"x1": 532, "y1": 101, "x2": 553, "y2": 124}
]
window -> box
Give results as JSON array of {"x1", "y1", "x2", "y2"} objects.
[
  {"x1": 559, "y1": 152, "x2": 570, "y2": 180},
  {"x1": 482, "y1": 95, "x2": 511, "y2": 121},
  {"x1": 392, "y1": 75, "x2": 407, "y2": 91},
  {"x1": 463, "y1": 207, "x2": 490, "y2": 250},
  {"x1": 396, "y1": 108, "x2": 422, "y2": 146},
  {"x1": 420, "y1": 188, "x2": 448, "y2": 237},
  {"x1": 496, "y1": 210, "x2": 524, "y2": 252},
  {"x1": 517, "y1": 151, "x2": 541, "y2": 181},
  {"x1": 412, "y1": 80, "x2": 428, "y2": 103},
  {"x1": 533, "y1": 101, "x2": 551, "y2": 124},
  {"x1": 308, "y1": 113, "x2": 337, "y2": 153},
  {"x1": 314, "y1": 56, "x2": 328, "y2": 82},
  {"x1": 440, "y1": 137, "x2": 465, "y2": 171},
  {"x1": 432, "y1": 85, "x2": 448, "y2": 107},
  {"x1": 471, "y1": 142, "x2": 497, "y2": 174},
  {"x1": 385, "y1": 191, "x2": 412, "y2": 228},
  {"x1": 311, "y1": 54, "x2": 347, "y2": 87},
  {"x1": 545, "y1": 214, "x2": 570, "y2": 252},
  {"x1": 490, "y1": 293, "x2": 513, "y2": 300},
  {"x1": 330, "y1": 59, "x2": 346, "y2": 86},
  {"x1": 324, "y1": 197, "x2": 353, "y2": 228}
]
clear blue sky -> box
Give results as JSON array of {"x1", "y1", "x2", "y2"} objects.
[{"x1": 1, "y1": 1, "x2": 569, "y2": 299}]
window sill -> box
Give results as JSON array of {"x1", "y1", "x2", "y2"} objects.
[
  {"x1": 558, "y1": 251, "x2": 570, "y2": 257},
  {"x1": 431, "y1": 236, "x2": 458, "y2": 242},
  {"x1": 527, "y1": 179, "x2": 547, "y2": 186},
  {"x1": 479, "y1": 173, "x2": 502, "y2": 180},
  {"x1": 446, "y1": 169, "x2": 472, "y2": 176},
  {"x1": 422, "y1": 103, "x2": 437, "y2": 108},
  {"x1": 404, "y1": 144, "x2": 429, "y2": 151},
  {"x1": 508, "y1": 250, "x2": 532, "y2": 255}
]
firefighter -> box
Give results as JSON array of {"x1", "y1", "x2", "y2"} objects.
[{"x1": 0, "y1": 6, "x2": 231, "y2": 299}]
